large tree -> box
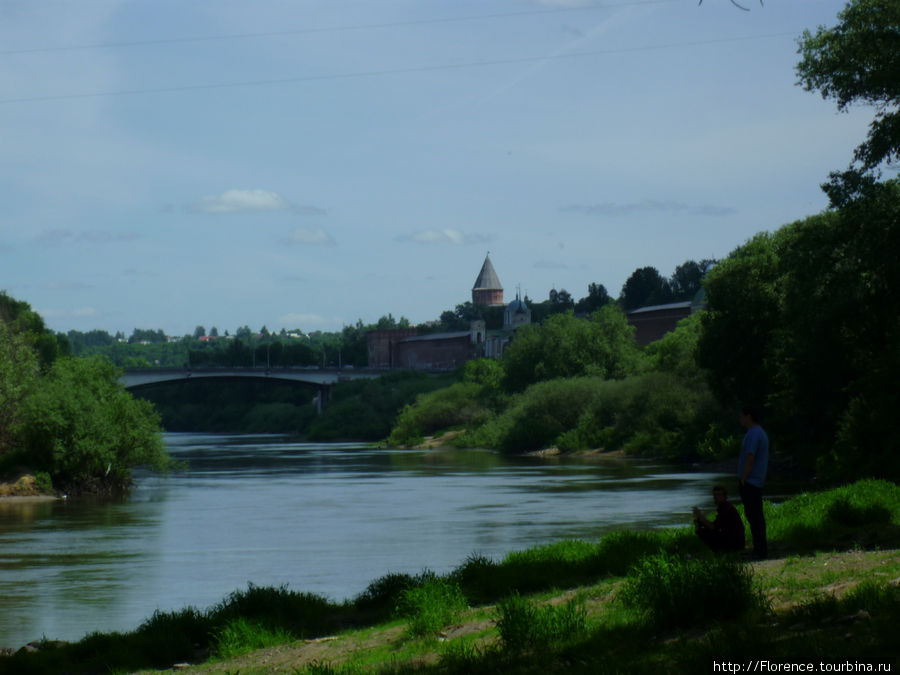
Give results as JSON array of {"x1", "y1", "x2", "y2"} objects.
[
  {"x1": 620, "y1": 266, "x2": 673, "y2": 310},
  {"x1": 0, "y1": 323, "x2": 40, "y2": 453},
  {"x1": 796, "y1": 0, "x2": 900, "y2": 204},
  {"x1": 575, "y1": 282, "x2": 611, "y2": 314},
  {"x1": 501, "y1": 306, "x2": 643, "y2": 392},
  {"x1": 15, "y1": 356, "x2": 169, "y2": 492},
  {"x1": 698, "y1": 179, "x2": 900, "y2": 479}
]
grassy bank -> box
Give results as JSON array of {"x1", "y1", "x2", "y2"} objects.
[{"x1": 1, "y1": 480, "x2": 897, "y2": 674}]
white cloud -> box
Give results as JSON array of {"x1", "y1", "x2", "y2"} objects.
[
  {"x1": 281, "y1": 228, "x2": 336, "y2": 246},
  {"x1": 190, "y1": 189, "x2": 291, "y2": 214},
  {"x1": 397, "y1": 229, "x2": 492, "y2": 245}
]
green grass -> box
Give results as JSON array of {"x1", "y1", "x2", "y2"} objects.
[
  {"x1": 213, "y1": 618, "x2": 293, "y2": 659},
  {"x1": 496, "y1": 593, "x2": 588, "y2": 653},
  {"x1": 395, "y1": 575, "x2": 468, "y2": 637},
  {"x1": 618, "y1": 552, "x2": 767, "y2": 629}
]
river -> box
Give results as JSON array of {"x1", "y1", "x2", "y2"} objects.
[{"x1": 0, "y1": 433, "x2": 734, "y2": 649}]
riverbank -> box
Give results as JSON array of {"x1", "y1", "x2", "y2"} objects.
[
  {"x1": 137, "y1": 548, "x2": 899, "y2": 674},
  {"x1": 1, "y1": 479, "x2": 897, "y2": 674},
  {"x1": 0, "y1": 472, "x2": 56, "y2": 499}
]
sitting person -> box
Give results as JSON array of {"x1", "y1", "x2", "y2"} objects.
[{"x1": 692, "y1": 485, "x2": 745, "y2": 552}]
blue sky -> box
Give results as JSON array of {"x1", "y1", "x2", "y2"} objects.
[{"x1": 0, "y1": 0, "x2": 873, "y2": 336}]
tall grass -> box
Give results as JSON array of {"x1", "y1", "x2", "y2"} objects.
[
  {"x1": 619, "y1": 553, "x2": 767, "y2": 629},
  {"x1": 213, "y1": 617, "x2": 292, "y2": 659},
  {"x1": 496, "y1": 593, "x2": 588, "y2": 653},
  {"x1": 395, "y1": 575, "x2": 468, "y2": 637}
]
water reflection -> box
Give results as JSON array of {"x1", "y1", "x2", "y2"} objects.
[{"x1": 0, "y1": 433, "x2": 733, "y2": 648}]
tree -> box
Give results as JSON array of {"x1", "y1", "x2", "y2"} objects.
[
  {"x1": 209, "y1": 326, "x2": 219, "y2": 337},
  {"x1": 575, "y1": 282, "x2": 611, "y2": 314},
  {"x1": 130, "y1": 328, "x2": 166, "y2": 344},
  {"x1": 502, "y1": 306, "x2": 643, "y2": 392},
  {"x1": 697, "y1": 180, "x2": 900, "y2": 479},
  {"x1": 0, "y1": 323, "x2": 39, "y2": 453},
  {"x1": 670, "y1": 259, "x2": 716, "y2": 301},
  {"x1": 548, "y1": 288, "x2": 574, "y2": 314},
  {"x1": 15, "y1": 356, "x2": 168, "y2": 492},
  {"x1": 0, "y1": 291, "x2": 64, "y2": 369},
  {"x1": 621, "y1": 267, "x2": 673, "y2": 310},
  {"x1": 796, "y1": 0, "x2": 900, "y2": 204}
]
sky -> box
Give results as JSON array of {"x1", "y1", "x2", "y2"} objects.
[{"x1": 0, "y1": 0, "x2": 876, "y2": 337}]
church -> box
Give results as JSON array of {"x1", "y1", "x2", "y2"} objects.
[{"x1": 367, "y1": 254, "x2": 531, "y2": 369}]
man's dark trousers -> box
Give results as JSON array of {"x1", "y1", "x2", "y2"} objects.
[{"x1": 739, "y1": 482, "x2": 767, "y2": 557}]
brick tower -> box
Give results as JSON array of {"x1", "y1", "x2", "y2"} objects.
[{"x1": 472, "y1": 253, "x2": 504, "y2": 307}]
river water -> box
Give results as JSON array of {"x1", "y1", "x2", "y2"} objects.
[{"x1": 0, "y1": 433, "x2": 733, "y2": 649}]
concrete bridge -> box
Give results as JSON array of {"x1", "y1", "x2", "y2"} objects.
[{"x1": 120, "y1": 367, "x2": 385, "y2": 412}]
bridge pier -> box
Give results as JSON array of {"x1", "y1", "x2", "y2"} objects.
[{"x1": 316, "y1": 385, "x2": 332, "y2": 415}]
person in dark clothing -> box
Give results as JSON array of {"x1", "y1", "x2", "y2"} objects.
[
  {"x1": 693, "y1": 485, "x2": 745, "y2": 552},
  {"x1": 738, "y1": 404, "x2": 769, "y2": 559}
]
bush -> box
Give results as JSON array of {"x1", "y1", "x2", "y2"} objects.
[
  {"x1": 619, "y1": 553, "x2": 765, "y2": 629},
  {"x1": 211, "y1": 584, "x2": 336, "y2": 639},
  {"x1": 388, "y1": 382, "x2": 489, "y2": 446},
  {"x1": 462, "y1": 372, "x2": 721, "y2": 458},
  {"x1": 395, "y1": 575, "x2": 468, "y2": 637},
  {"x1": 496, "y1": 593, "x2": 587, "y2": 653}
]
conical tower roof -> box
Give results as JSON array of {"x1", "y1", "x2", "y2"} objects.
[{"x1": 472, "y1": 254, "x2": 502, "y2": 291}]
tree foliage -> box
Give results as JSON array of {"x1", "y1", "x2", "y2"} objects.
[
  {"x1": 0, "y1": 323, "x2": 40, "y2": 453},
  {"x1": 698, "y1": 180, "x2": 900, "y2": 479},
  {"x1": 15, "y1": 356, "x2": 169, "y2": 492},
  {"x1": 620, "y1": 267, "x2": 673, "y2": 310},
  {"x1": 501, "y1": 306, "x2": 643, "y2": 392},
  {"x1": 574, "y1": 282, "x2": 611, "y2": 314},
  {"x1": 796, "y1": 0, "x2": 900, "y2": 203}
]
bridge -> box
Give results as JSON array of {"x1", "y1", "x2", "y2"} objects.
[{"x1": 120, "y1": 367, "x2": 385, "y2": 413}]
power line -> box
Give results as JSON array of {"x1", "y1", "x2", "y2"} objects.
[
  {"x1": 0, "y1": 31, "x2": 797, "y2": 106},
  {"x1": 1, "y1": 0, "x2": 676, "y2": 56}
]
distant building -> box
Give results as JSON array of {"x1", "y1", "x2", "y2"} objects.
[
  {"x1": 368, "y1": 255, "x2": 531, "y2": 369},
  {"x1": 367, "y1": 324, "x2": 482, "y2": 370},
  {"x1": 625, "y1": 290, "x2": 707, "y2": 346},
  {"x1": 471, "y1": 254, "x2": 504, "y2": 307},
  {"x1": 484, "y1": 290, "x2": 532, "y2": 359}
]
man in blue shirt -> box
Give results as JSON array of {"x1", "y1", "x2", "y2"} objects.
[{"x1": 739, "y1": 405, "x2": 769, "y2": 559}]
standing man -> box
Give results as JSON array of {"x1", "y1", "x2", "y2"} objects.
[{"x1": 738, "y1": 405, "x2": 769, "y2": 559}]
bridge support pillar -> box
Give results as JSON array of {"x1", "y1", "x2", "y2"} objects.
[{"x1": 316, "y1": 385, "x2": 332, "y2": 415}]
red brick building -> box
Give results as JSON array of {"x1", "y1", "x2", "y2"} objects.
[{"x1": 626, "y1": 301, "x2": 693, "y2": 346}]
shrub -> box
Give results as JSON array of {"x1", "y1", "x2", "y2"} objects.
[
  {"x1": 388, "y1": 382, "x2": 489, "y2": 446},
  {"x1": 353, "y1": 572, "x2": 416, "y2": 617},
  {"x1": 496, "y1": 593, "x2": 587, "y2": 653},
  {"x1": 395, "y1": 576, "x2": 468, "y2": 637},
  {"x1": 211, "y1": 584, "x2": 336, "y2": 639},
  {"x1": 619, "y1": 553, "x2": 765, "y2": 629}
]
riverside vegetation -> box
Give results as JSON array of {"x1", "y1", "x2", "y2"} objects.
[
  {"x1": 0, "y1": 293, "x2": 170, "y2": 495},
  {"x1": 0, "y1": 479, "x2": 897, "y2": 673}
]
